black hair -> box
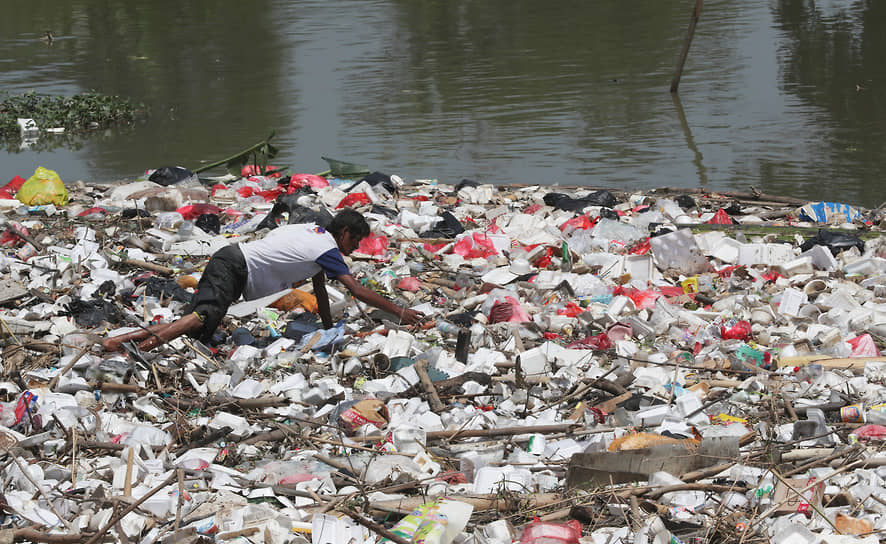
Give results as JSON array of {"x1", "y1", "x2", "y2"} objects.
[{"x1": 328, "y1": 208, "x2": 370, "y2": 239}]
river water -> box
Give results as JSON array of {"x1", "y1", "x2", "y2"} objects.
[{"x1": 1, "y1": 0, "x2": 883, "y2": 207}]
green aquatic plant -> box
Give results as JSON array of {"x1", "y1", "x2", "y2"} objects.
[{"x1": 0, "y1": 90, "x2": 147, "y2": 138}]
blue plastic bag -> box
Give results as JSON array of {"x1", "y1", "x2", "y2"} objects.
[{"x1": 798, "y1": 201, "x2": 860, "y2": 223}]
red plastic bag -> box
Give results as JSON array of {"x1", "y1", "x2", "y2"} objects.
[
  {"x1": 848, "y1": 334, "x2": 881, "y2": 357},
  {"x1": 613, "y1": 286, "x2": 661, "y2": 310},
  {"x1": 628, "y1": 237, "x2": 651, "y2": 255},
  {"x1": 853, "y1": 424, "x2": 886, "y2": 441},
  {"x1": 0, "y1": 175, "x2": 26, "y2": 199},
  {"x1": 488, "y1": 296, "x2": 531, "y2": 323},
  {"x1": 567, "y1": 332, "x2": 612, "y2": 350},
  {"x1": 177, "y1": 203, "x2": 221, "y2": 221},
  {"x1": 336, "y1": 192, "x2": 371, "y2": 209},
  {"x1": 560, "y1": 214, "x2": 595, "y2": 233},
  {"x1": 707, "y1": 208, "x2": 734, "y2": 225},
  {"x1": 398, "y1": 277, "x2": 422, "y2": 291},
  {"x1": 0, "y1": 223, "x2": 28, "y2": 247},
  {"x1": 452, "y1": 232, "x2": 498, "y2": 259},
  {"x1": 76, "y1": 207, "x2": 108, "y2": 217},
  {"x1": 720, "y1": 320, "x2": 752, "y2": 340},
  {"x1": 241, "y1": 164, "x2": 283, "y2": 178},
  {"x1": 557, "y1": 302, "x2": 584, "y2": 318},
  {"x1": 357, "y1": 233, "x2": 389, "y2": 256},
  {"x1": 287, "y1": 173, "x2": 329, "y2": 191}
]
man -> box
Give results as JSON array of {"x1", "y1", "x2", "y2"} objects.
[{"x1": 103, "y1": 209, "x2": 424, "y2": 352}]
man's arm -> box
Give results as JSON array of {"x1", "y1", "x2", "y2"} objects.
[
  {"x1": 312, "y1": 272, "x2": 334, "y2": 329},
  {"x1": 336, "y1": 274, "x2": 424, "y2": 325}
]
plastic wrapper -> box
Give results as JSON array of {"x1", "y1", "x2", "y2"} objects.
[{"x1": 382, "y1": 498, "x2": 473, "y2": 544}]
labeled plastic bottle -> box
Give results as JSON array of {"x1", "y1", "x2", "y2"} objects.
[{"x1": 437, "y1": 320, "x2": 461, "y2": 335}]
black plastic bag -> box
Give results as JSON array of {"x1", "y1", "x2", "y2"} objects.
[
  {"x1": 543, "y1": 190, "x2": 617, "y2": 211},
  {"x1": 63, "y1": 298, "x2": 125, "y2": 328},
  {"x1": 421, "y1": 211, "x2": 465, "y2": 238},
  {"x1": 136, "y1": 276, "x2": 193, "y2": 303},
  {"x1": 675, "y1": 195, "x2": 696, "y2": 209},
  {"x1": 351, "y1": 171, "x2": 397, "y2": 195},
  {"x1": 800, "y1": 229, "x2": 865, "y2": 255},
  {"x1": 454, "y1": 179, "x2": 480, "y2": 193},
  {"x1": 256, "y1": 194, "x2": 333, "y2": 231},
  {"x1": 195, "y1": 213, "x2": 221, "y2": 234},
  {"x1": 148, "y1": 166, "x2": 197, "y2": 187}
]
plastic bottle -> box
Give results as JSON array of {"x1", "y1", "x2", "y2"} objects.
[
  {"x1": 437, "y1": 320, "x2": 461, "y2": 335},
  {"x1": 866, "y1": 406, "x2": 886, "y2": 425}
]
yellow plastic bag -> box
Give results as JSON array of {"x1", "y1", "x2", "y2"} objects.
[{"x1": 16, "y1": 167, "x2": 68, "y2": 206}]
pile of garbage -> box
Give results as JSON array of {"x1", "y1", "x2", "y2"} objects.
[{"x1": 0, "y1": 164, "x2": 885, "y2": 544}]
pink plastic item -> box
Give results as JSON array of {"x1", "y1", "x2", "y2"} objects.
[
  {"x1": 357, "y1": 233, "x2": 389, "y2": 256},
  {"x1": 518, "y1": 520, "x2": 582, "y2": 544},
  {"x1": 287, "y1": 173, "x2": 329, "y2": 191},
  {"x1": 398, "y1": 277, "x2": 422, "y2": 291},
  {"x1": 848, "y1": 334, "x2": 881, "y2": 357}
]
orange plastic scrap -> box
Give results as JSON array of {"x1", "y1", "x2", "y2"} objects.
[{"x1": 607, "y1": 432, "x2": 700, "y2": 452}]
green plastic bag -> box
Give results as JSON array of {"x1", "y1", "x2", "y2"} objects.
[{"x1": 16, "y1": 167, "x2": 68, "y2": 206}]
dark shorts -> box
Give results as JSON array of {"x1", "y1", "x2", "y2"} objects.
[{"x1": 184, "y1": 244, "x2": 248, "y2": 342}]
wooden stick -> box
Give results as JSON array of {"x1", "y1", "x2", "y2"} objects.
[
  {"x1": 123, "y1": 448, "x2": 134, "y2": 497},
  {"x1": 85, "y1": 472, "x2": 177, "y2": 544},
  {"x1": 355, "y1": 423, "x2": 581, "y2": 444},
  {"x1": 669, "y1": 0, "x2": 704, "y2": 93},
  {"x1": 48, "y1": 347, "x2": 90, "y2": 391},
  {"x1": 11, "y1": 528, "x2": 96, "y2": 543},
  {"x1": 122, "y1": 258, "x2": 173, "y2": 276},
  {"x1": 9, "y1": 456, "x2": 73, "y2": 530},
  {"x1": 414, "y1": 359, "x2": 445, "y2": 412},
  {"x1": 174, "y1": 469, "x2": 184, "y2": 541},
  {"x1": 344, "y1": 509, "x2": 412, "y2": 544}
]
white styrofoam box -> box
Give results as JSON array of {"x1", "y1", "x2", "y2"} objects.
[
  {"x1": 649, "y1": 229, "x2": 709, "y2": 274},
  {"x1": 737, "y1": 243, "x2": 794, "y2": 266},
  {"x1": 800, "y1": 244, "x2": 838, "y2": 271},
  {"x1": 517, "y1": 346, "x2": 548, "y2": 375}
]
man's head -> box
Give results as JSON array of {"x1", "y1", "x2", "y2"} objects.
[{"x1": 328, "y1": 208, "x2": 370, "y2": 256}]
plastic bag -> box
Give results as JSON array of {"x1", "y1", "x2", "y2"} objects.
[
  {"x1": 177, "y1": 203, "x2": 221, "y2": 221},
  {"x1": 567, "y1": 332, "x2": 611, "y2": 350},
  {"x1": 287, "y1": 173, "x2": 329, "y2": 191},
  {"x1": 16, "y1": 167, "x2": 68, "y2": 206},
  {"x1": 560, "y1": 214, "x2": 595, "y2": 233},
  {"x1": 798, "y1": 201, "x2": 860, "y2": 223},
  {"x1": 707, "y1": 208, "x2": 735, "y2": 225},
  {"x1": 336, "y1": 192, "x2": 371, "y2": 209},
  {"x1": 357, "y1": 233, "x2": 389, "y2": 256},
  {"x1": 720, "y1": 320, "x2": 752, "y2": 340},
  {"x1": 0, "y1": 175, "x2": 26, "y2": 200},
  {"x1": 148, "y1": 165, "x2": 198, "y2": 186},
  {"x1": 848, "y1": 334, "x2": 880, "y2": 357},
  {"x1": 488, "y1": 296, "x2": 531, "y2": 323},
  {"x1": 398, "y1": 277, "x2": 422, "y2": 291},
  {"x1": 453, "y1": 232, "x2": 498, "y2": 259},
  {"x1": 800, "y1": 229, "x2": 865, "y2": 256},
  {"x1": 382, "y1": 498, "x2": 473, "y2": 544},
  {"x1": 241, "y1": 164, "x2": 283, "y2": 178}
]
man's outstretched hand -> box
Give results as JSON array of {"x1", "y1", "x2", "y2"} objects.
[{"x1": 399, "y1": 308, "x2": 425, "y2": 325}]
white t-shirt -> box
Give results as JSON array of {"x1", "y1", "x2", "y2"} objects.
[{"x1": 239, "y1": 224, "x2": 350, "y2": 300}]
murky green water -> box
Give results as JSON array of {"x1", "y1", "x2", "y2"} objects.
[{"x1": 1, "y1": 0, "x2": 883, "y2": 207}]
